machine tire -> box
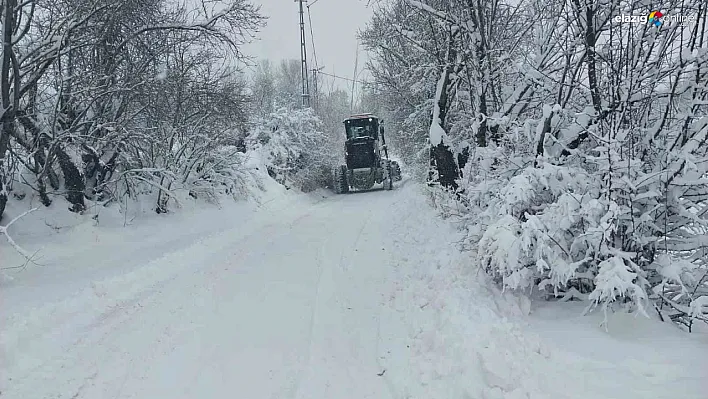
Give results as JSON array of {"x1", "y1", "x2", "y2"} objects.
[
  {"x1": 334, "y1": 165, "x2": 349, "y2": 194},
  {"x1": 391, "y1": 161, "x2": 402, "y2": 181},
  {"x1": 382, "y1": 160, "x2": 393, "y2": 191}
]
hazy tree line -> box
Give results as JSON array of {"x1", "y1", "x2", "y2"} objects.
[{"x1": 362, "y1": 0, "x2": 708, "y2": 329}]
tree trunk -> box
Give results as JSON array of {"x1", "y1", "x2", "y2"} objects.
[
  {"x1": 428, "y1": 28, "x2": 460, "y2": 190},
  {"x1": 0, "y1": 122, "x2": 10, "y2": 221},
  {"x1": 55, "y1": 145, "x2": 86, "y2": 213},
  {"x1": 0, "y1": 0, "x2": 16, "y2": 221},
  {"x1": 466, "y1": 0, "x2": 492, "y2": 147},
  {"x1": 431, "y1": 142, "x2": 459, "y2": 189},
  {"x1": 457, "y1": 145, "x2": 470, "y2": 176},
  {"x1": 567, "y1": 0, "x2": 600, "y2": 151}
]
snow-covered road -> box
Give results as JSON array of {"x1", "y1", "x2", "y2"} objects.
[
  {"x1": 2, "y1": 181, "x2": 706, "y2": 398},
  {"x1": 2, "y1": 182, "x2": 419, "y2": 398}
]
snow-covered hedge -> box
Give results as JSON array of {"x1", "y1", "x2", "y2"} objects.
[
  {"x1": 245, "y1": 107, "x2": 340, "y2": 192},
  {"x1": 456, "y1": 114, "x2": 708, "y2": 330}
]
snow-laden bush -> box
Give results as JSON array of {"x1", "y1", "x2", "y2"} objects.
[
  {"x1": 471, "y1": 158, "x2": 608, "y2": 296},
  {"x1": 183, "y1": 146, "x2": 267, "y2": 203},
  {"x1": 458, "y1": 112, "x2": 708, "y2": 329},
  {"x1": 362, "y1": 0, "x2": 708, "y2": 329},
  {"x1": 245, "y1": 107, "x2": 340, "y2": 192}
]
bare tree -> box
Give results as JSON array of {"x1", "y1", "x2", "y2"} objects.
[{"x1": 0, "y1": 0, "x2": 264, "y2": 220}]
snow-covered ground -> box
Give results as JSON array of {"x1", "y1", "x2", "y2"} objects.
[{"x1": 1, "y1": 179, "x2": 706, "y2": 398}]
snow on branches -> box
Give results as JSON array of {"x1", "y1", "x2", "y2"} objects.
[
  {"x1": 0, "y1": 0, "x2": 265, "y2": 219},
  {"x1": 245, "y1": 107, "x2": 339, "y2": 192},
  {"x1": 364, "y1": 0, "x2": 708, "y2": 329}
]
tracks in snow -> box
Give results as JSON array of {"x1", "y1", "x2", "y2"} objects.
[{"x1": 1, "y1": 183, "x2": 416, "y2": 399}]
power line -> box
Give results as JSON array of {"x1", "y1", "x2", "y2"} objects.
[
  {"x1": 296, "y1": 0, "x2": 310, "y2": 108},
  {"x1": 306, "y1": 3, "x2": 322, "y2": 109},
  {"x1": 306, "y1": 5, "x2": 319, "y2": 70},
  {"x1": 299, "y1": 0, "x2": 373, "y2": 99},
  {"x1": 318, "y1": 71, "x2": 369, "y2": 85}
]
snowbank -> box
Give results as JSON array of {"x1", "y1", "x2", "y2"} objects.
[
  {"x1": 380, "y1": 185, "x2": 708, "y2": 399},
  {"x1": 0, "y1": 150, "x2": 287, "y2": 309}
]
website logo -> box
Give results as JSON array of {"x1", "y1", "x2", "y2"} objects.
[
  {"x1": 648, "y1": 10, "x2": 663, "y2": 26},
  {"x1": 615, "y1": 10, "x2": 695, "y2": 26}
]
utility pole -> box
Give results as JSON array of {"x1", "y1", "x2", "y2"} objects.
[
  {"x1": 311, "y1": 66, "x2": 324, "y2": 111},
  {"x1": 311, "y1": 67, "x2": 317, "y2": 110},
  {"x1": 296, "y1": 0, "x2": 310, "y2": 108},
  {"x1": 350, "y1": 41, "x2": 359, "y2": 113}
]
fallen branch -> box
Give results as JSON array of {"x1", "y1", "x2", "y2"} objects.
[{"x1": 1, "y1": 208, "x2": 41, "y2": 266}]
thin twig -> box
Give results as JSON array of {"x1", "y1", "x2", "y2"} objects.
[{"x1": 1, "y1": 208, "x2": 43, "y2": 268}]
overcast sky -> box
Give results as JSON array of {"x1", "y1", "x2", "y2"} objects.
[{"x1": 243, "y1": 0, "x2": 374, "y2": 92}]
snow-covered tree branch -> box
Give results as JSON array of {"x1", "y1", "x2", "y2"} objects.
[
  {"x1": 0, "y1": 0, "x2": 265, "y2": 219},
  {"x1": 363, "y1": 0, "x2": 708, "y2": 329}
]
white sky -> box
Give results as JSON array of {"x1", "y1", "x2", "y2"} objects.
[{"x1": 243, "y1": 0, "x2": 374, "y2": 91}]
